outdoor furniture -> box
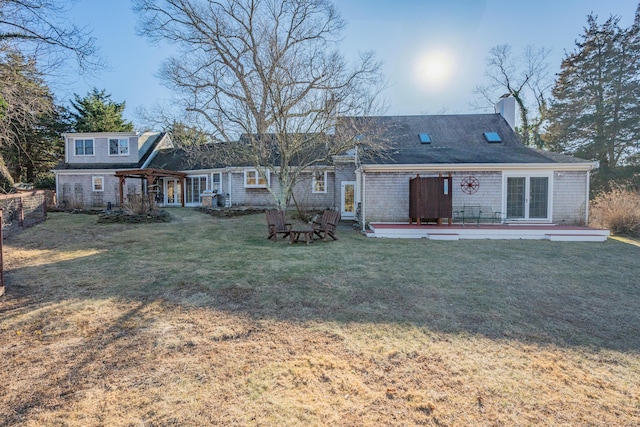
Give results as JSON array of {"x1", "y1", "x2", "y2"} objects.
[
  {"x1": 266, "y1": 210, "x2": 291, "y2": 241},
  {"x1": 289, "y1": 226, "x2": 315, "y2": 244},
  {"x1": 453, "y1": 205, "x2": 503, "y2": 226},
  {"x1": 312, "y1": 210, "x2": 341, "y2": 241}
]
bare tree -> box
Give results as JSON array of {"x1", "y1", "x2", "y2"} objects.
[
  {"x1": 134, "y1": 0, "x2": 387, "y2": 209},
  {"x1": 473, "y1": 44, "x2": 552, "y2": 147},
  {"x1": 0, "y1": 0, "x2": 97, "y2": 71}
]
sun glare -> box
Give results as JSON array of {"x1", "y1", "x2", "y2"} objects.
[{"x1": 413, "y1": 49, "x2": 456, "y2": 92}]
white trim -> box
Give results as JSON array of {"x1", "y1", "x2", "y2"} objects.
[
  {"x1": 502, "y1": 171, "x2": 554, "y2": 222},
  {"x1": 91, "y1": 176, "x2": 104, "y2": 192},
  {"x1": 63, "y1": 132, "x2": 137, "y2": 138},
  {"x1": 341, "y1": 181, "x2": 357, "y2": 219},
  {"x1": 244, "y1": 169, "x2": 269, "y2": 188},
  {"x1": 108, "y1": 138, "x2": 130, "y2": 156},
  {"x1": 73, "y1": 138, "x2": 94, "y2": 156},
  {"x1": 361, "y1": 162, "x2": 597, "y2": 173},
  {"x1": 185, "y1": 175, "x2": 208, "y2": 206},
  {"x1": 211, "y1": 172, "x2": 222, "y2": 193},
  {"x1": 312, "y1": 171, "x2": 327, "y2": 193}
]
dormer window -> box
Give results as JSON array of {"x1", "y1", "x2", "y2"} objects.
[
  {"x1": 74, "y1": 139, "x2": 94, "y2": 156},
  {"x1": 484, "y1": 132, "x2": 502, "y2": 143},
  {"x1": 419, "y1": 133, "x2": 431, "y2": 144},
  {"x1": 109, "y1": 138, "x2": 129, "y2": 156}
]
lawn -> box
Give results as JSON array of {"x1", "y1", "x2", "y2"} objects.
[{"x1": 1, "y1": 208, "x2": 639, "y2": 426}]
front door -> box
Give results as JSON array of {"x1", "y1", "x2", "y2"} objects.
[
  {"x1": 165, "y1": 179, "x2": 182, "y2": 206},
  {"x1": 506, "y1": 176, "x2": 550, "y2": 220},
  {"x1": 341, "y1": 181, "x2": 356, "y2": 219}
]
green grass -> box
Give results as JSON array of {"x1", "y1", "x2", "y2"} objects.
[{"x1": 1, "y1": 208, "x2": 639, "y2": 426}]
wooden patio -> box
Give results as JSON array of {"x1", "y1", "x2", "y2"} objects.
[{"x1": 366, "y1": 222, "x2": 610, "y2": 242}]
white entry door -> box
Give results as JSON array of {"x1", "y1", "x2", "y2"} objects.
[
  {"x1": 341, "y1": 181, "x2": 356, "y2": 219},
  {"x1": 165, "y1": 179, "x2": 182, "y2": 206}
]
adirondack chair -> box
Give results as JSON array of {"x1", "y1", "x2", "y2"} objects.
[
  {"x1": 312, "y1": 210, "x2": 341, "y2": 241},
  {"x1": 266, "y1": 210, "x2": 292, "y2": 241}
]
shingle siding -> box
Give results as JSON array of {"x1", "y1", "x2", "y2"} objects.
[
  {"x1": 66, "y1": 136, "x2": 139, "y2": 165},
  {"x1": 226, "y1": 170, "x2": 335, "y2": 209},
  {"x1": 363, "y1": 170, "x2": 504, "y2": 222},
  {"x1": 57, "y1": 173, "x2": 140, "y2": 208},
  {"x1": 552, "y1": 171, "x2": 588, "y2": 225}
]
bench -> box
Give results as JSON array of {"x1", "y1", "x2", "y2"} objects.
[{"x1": 453, "y1": 205, "x2": 504, "y2": 226}]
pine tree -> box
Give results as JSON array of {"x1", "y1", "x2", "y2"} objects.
[
  {"x1": 545, "y1": 8, "x2": 640, "y2": 187},
  {"x1": 70, "y1": 88, "x2": 134, "y2": 132},
  {"x1": 0, "y1": 49, "x2": 63, "y2": 186}
]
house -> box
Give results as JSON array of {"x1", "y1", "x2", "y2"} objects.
[
  {"x1": 52, "y1": 98, "x2": 598, "y2": 236},
  {"x1": 345, "y1": 112, "x2": 596, "y2": 227},
  {"x1": 52, "y1": 131, "x2": 174, "y2": 208}
]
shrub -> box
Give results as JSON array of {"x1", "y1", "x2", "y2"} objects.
[
  {"x1": 590, "y1": 185, "x2": 640, "y2": 235},
  {"x1": 123, "y1": 193, "x2": 157, "y2": 215}
]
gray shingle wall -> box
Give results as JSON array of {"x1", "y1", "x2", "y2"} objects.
[
  {"x1": 66, "y1": 136, "x2": 140, "y2": 165},
  {"x1": 363, "y1": 171, "x2": 503, "y2": 222},
  {"x1": 227, "y1": 170, "x2": 335, "y2": 209},
  {"x1": 552, "y1": 171, "x2": 588, "y2": 225},
  {"x1": 57, "y1": 174, "x2": 140, "y2": 208}
]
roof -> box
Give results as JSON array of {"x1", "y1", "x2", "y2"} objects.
[{"x1": 352, "y1": 114, "x2": 592, "y2": 165}]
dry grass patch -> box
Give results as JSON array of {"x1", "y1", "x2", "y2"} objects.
[{"x1": 1, "y1": 209, "x2": 639, "y2": 426}]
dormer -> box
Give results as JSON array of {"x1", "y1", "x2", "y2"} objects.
[{"x1": 63, "y1": 132, "x2": 140, "y2": 165}]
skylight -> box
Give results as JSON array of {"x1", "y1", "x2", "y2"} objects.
[
  {"x1": 419, "y1": 133, "x2": 431, "y2": 144},
  {"x1": 483, "y1": 132, "x2": 502, "y2": 143}
]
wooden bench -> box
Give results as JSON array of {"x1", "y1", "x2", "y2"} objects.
[{"x1": 453, "y1": 205, "x2": 503, "y2": 226}]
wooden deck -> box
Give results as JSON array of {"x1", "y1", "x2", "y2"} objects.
[{"x1": 366, "y1": 222, "x2": 610, "y2": 242}]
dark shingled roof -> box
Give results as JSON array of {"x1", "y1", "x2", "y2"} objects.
[
  {"x1": 356, "y1": 114, "x2": 591, "y2": 165},
  {"x1": 124, "y1": 115, "x2": 592, "y2": 172},
  {"x1": 147, "y1": 146, "x2": 228, "y2": 171}
]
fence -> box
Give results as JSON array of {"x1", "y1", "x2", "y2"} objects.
[
  {"x1": 0, "y1": 190, "x2": 48, "y2": 233},
  {"x1": 0, "y1": 190, "x2": 48, "y2": 295}
]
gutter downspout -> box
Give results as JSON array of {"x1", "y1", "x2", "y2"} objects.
[
  {"x1": 585, "y1": 168, "x2": 592, "y2": 225},
  {"x1": 227, "y1": 170, "x2": 232, "y2": 207},
  {"x1": 361, "y1": 170, "x2": 366, "y2": 233}
]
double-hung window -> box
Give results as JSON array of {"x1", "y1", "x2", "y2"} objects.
[
  {"x1": 109, "y1": 138, "x2": 129, "y2": 156},
  {"x1": 92, "y1": 176, "x2": 104, "y2": 192},
  {"x1": 74, "y1": 139, "x2": 94, "y2": 156},
  {"x1": 312, "y1": 171, "x2": 327, "y2": 193},
  {"x1": 244, "y1": 169, "x2": 268, "y2": 188}
]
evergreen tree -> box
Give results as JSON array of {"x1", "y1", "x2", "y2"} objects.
[
  {"x1": 545, "y1": 8, "x2": 640, "y2": 187},
  {"x1": 70, "y1": 88, "x2": 134, "y2": 132},
  {"x1": 0, "y1": 49, "x2": 64, "y2": 186}
]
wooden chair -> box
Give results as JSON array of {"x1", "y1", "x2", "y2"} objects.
[
  {"x1": 266, "y1": 210, "x2": 292, "y2": 241},
  {"x1": 312, "y1": 210, "x2": 341, "y2": 241}
]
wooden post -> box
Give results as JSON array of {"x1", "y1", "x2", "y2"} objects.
[
  {"x1": 119, "y1": 176, "x2": 126, "y2": 207},
  {"x1": 18, "y1": 198, "x2": 24, "y2": 228}
]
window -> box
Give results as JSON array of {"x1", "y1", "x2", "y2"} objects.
[
  {"x1": 74, "y1": 139, "x2": 94, "y2": 156},
  {"x1": 312, "y1": 171, "x2": 327, "y2": 193},
  {"x1": 418, "y1": 133, "x2": 431, "y2": 144},
  {"x1": 483, "y1": 132, "x2": 502, "y2": 143},
  {"x1": 244, "y1": 169, "x2": 268, "y2": 188},
  {"x1": 92, "y1": 176, "x2": 104, "y2": 192},
  {"x1": 504, "y1": 173, "x2": 551, "y2": 221},
  {"x1": 212, "y1": 172, "x2": 222, "y2": 193},
  {"x1": 186, "y1": 176, "x2": 207, "y2": 205},
  {"x1": 109, "y1": 138, "x2": 129, "y2": 156}
]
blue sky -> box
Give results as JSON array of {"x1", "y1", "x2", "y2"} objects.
[{"x1": 57, "y1": 0, "x2": 638, "y2": 128}]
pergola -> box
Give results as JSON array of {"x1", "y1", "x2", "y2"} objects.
[{"x1": 114, "y1": 168, "x2": 187, "y2": 207}]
